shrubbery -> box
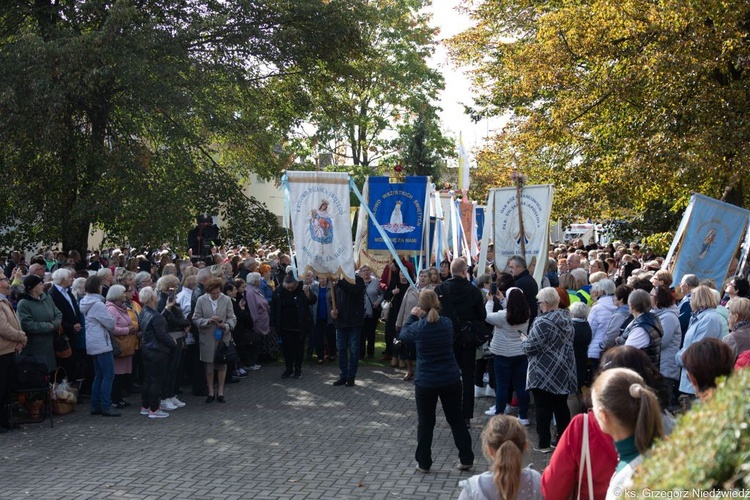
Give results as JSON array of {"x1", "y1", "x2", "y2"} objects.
[{"x1": 631, "y1": 368, "x2": 749, "y2": 490}]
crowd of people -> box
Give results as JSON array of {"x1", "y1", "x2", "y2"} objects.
[{"x1": 1, "y1": 239, "x2": 748, "y2": 498}]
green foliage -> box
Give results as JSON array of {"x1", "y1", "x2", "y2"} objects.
[
  {"x1": 0, "y1": 0, "x2": 365, "y2": 253},
  {"x1": 641, "y1": 232, "x2": 675, "y2": 256},
  {"x1": 297, "y1": 0, "x2": 450, "y2": 170},
  {"x1": 632, "y1": 368, "x2": 750, "y2": 490},
  {"x1": 449, "y1": 0, "x2": 750, "y2": 233},
  {"x1": 393, "y1": 110, "x2": 453, "y2": 183}
]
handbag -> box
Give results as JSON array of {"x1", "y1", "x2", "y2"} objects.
[
  {"x1": 575, "y1": 413, "x2": 595, "y2": 500},
  {"x1": 54, "y1": 326, "x2": 73, "y2": 359},
  {"x1": 111, "y1": 333, "x2": 138, "y2": 358},
  {"x1": 214, "y1": 340, "x2": 229, "y2": 364},
  {"x1": 380, "y1": 300, "x2": 391, "y2": 322},
  {"x1": 109, "y1": 333, "x2": 121, "y2": 358}
]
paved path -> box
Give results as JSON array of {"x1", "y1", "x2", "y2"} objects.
[{"x1": 1, "y1": 362, "x2": 549, "y2": 499}]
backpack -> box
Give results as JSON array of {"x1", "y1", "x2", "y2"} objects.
[{"x1": 14, "y1": 354, "x2": 50, "y2": 390}]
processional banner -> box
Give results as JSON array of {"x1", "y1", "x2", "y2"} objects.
[
  {"x1": 665, "y1": 193, "x2": 750, "y2": 286},
  {"x1": 485, "y1": 184, "x2": 554, "y2": 285},
  {"x1": 366, "y1": 176, "x2": 429, "y2": 252},
  {"x1": 283, "y1": 171, "x2": 356, "y2": 283}
]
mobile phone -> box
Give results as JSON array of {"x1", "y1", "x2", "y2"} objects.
[
  {"x1": 490, "y1": 283, "x2": 498, "y2": 296},
  {"x1": 168, "y1": 291, "x2": 176, "y2": 302}
]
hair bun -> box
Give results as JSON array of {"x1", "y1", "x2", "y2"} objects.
[{"x1": 629, "y1": 383, "x2": 643, "y2": 398}]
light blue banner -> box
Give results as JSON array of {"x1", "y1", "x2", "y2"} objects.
[{"x1": 671, "y1": 194, "x2": 750, "y2": 285}]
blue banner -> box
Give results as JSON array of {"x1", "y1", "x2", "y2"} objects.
[
  {"x1": 671, "y1": 194, "x2": 750, "y2": 285},
  {"x1": 476, "y1": 206, "x2": 485, "y2": 243},
  {"x1": 367, "y1": 176, "x2": 428, "y2": 252}
]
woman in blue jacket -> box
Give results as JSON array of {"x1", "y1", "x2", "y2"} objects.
[{"x1": 398, "y1": 289, "x2": 474, "y2": 473}]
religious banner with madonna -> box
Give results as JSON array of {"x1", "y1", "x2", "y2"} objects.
[
  {"x1": 282, "y1": 171, "x2": 357, "y2": 283},
  {"x1": 665, "y1": 193, "x2": 750, "y2": 286},
  {"x1": 366, "y1": 176, "x2": 429, "y2": 252}
]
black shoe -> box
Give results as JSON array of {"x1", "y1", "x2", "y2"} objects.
[
  {"x1": 345, "y1": 378, "x2": 355, "y2": 387},
  {"x1": 333, "y1": 378, "x2": 347, "y2": 386},
  {"x1": 293, "y1": 371, "x2": 302, "y2": 379},
  {"x1": 216, "y1": 395, "x2": 226, "y2": 403},
  {"x1": 113, "y1": 400, "x2": 131, "y2": 409},
  {"x1": 281, "y1": 370, "x2": 293, "y2": 379},
  {"x1": 205, "y1": 395, "x2": 215, "y2": 404},
  {"x1": 101, "y1": 409, "x2": 121, "y2": 417}
]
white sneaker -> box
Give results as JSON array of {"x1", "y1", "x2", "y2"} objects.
[
  {"x1": 484, "y1": 405, "x2": 497, "y2": 416},
  {"x1": 519, "y1": 418, "x2": 530, "y2": 426},
  {"x1": 148, "y1": 409, "x2": 169, "y2": 419},
  {"x1": 160, "y1": 399, "x2": 178, "y2": 411},
  {"x1": 140, "y1": 407, "x2": 149, "y2": 415},
  {"x1": 169, "y1": 397, "x2": 186, "y2": 408},
  {"x1": 247, "y1": 364, "x2": 261, "y2": 371}
]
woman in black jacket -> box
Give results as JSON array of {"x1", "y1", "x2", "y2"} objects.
[
  {"x1": 139, "y1": 286, "x2": 176, "y2": 419},
  {"x1": 156, "y1": 275, "x2": 191, "y2": 410},
  {"x1": 270, "y1": 274, "x2": 316, "y2": 379},
  {"x1": 383, "y1": 266, "x2": 406, "y2": 367},
  {"x1": 397, "y1": 289, "x2": 474, "y2": 473}
]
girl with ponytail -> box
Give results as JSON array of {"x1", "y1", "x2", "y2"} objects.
[
  {"x1": 458, "y1": 415, "x2": 542, "y2": 499},
  {"x1": 591, "y1": 367, "x2": 665, "y2": 498}
]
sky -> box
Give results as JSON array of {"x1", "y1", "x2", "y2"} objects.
[{"x1": 427, "y1": 0, "x2": 502, "y2": 164}]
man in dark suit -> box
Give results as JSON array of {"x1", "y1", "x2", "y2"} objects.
[
  {"x1": 49, "y1": 268, "x2": 83, "y2": 380},
  {"x1": 435, "y1": 258, "x2": 486, "y2": 427}
]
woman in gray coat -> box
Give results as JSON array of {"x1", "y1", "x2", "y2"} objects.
[{"x1": 192, "y1": 278, "x2": 236, "y2": 403}]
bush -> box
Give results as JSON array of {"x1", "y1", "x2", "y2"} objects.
[{"x1": 631, "y1": 368, "x2": 750, "y2": 490}]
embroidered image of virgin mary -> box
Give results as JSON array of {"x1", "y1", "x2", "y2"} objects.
[
  {"x1": 698, "y1": 228, "x2": 716, "y2": 260},
  {"x1": 309, "y1": 200, "x2": 334, "y2": 244}
]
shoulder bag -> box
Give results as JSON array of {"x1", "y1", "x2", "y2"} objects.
[{"x1": 575, "y1": 413, "x2": 595, "y2": 500}]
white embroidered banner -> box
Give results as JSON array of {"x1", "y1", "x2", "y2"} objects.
[
  {"x1": 284, "y1": 171, "x2": 356, "y2": 283},
  {"x1": 489, "y1": 184, "x2": 554, "y2": 285}
]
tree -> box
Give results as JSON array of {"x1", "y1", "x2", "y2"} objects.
[
  {"x1": 448, "y1": 0, "x2": 750, "y2": 234},
  {"x1": 391, "y1": 109, "x2": 453, "y2": 182},
  {"x1": 298, "y1": 0, "x2": 449, "y2": 171},
  {"x1": 0, "y1": 0, "x2": 365, "y2": 253}
]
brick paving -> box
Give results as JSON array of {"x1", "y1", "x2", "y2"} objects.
[{"x1": 0, "y1": 361, "x2": 550, "y2": 499}]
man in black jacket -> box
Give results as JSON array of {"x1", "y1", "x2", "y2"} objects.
[
  {"x1": 507, "y1": 255, "x2": 539, "y2": 328},
  {"x1": 435, "y1": 258, "x2": 486, "y2": 427},
  {"x1": 49, "y1": 268, "x2": 83, "y2": 380},
  {"x1": 331, "y1": 273, "x2": 365, "y2": 387}
]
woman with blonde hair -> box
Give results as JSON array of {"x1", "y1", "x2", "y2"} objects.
[
  {"x1": 458, "y1": 415, "x2": 542, "y2": 499},
  {"x1": 398, "y1": 289, "x2": 474, "y2": 473},
  {"x1": 675, "y1": 285, "x2": 725, "y2": 401}
]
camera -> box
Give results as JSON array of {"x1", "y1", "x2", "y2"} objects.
[{"x1": 490, "y1": 283, "x2": 498, "y2": 296}]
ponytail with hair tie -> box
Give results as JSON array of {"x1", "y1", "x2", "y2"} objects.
[{"x1": 629, "y1": 383, "x2": 644, "y2": 398}]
